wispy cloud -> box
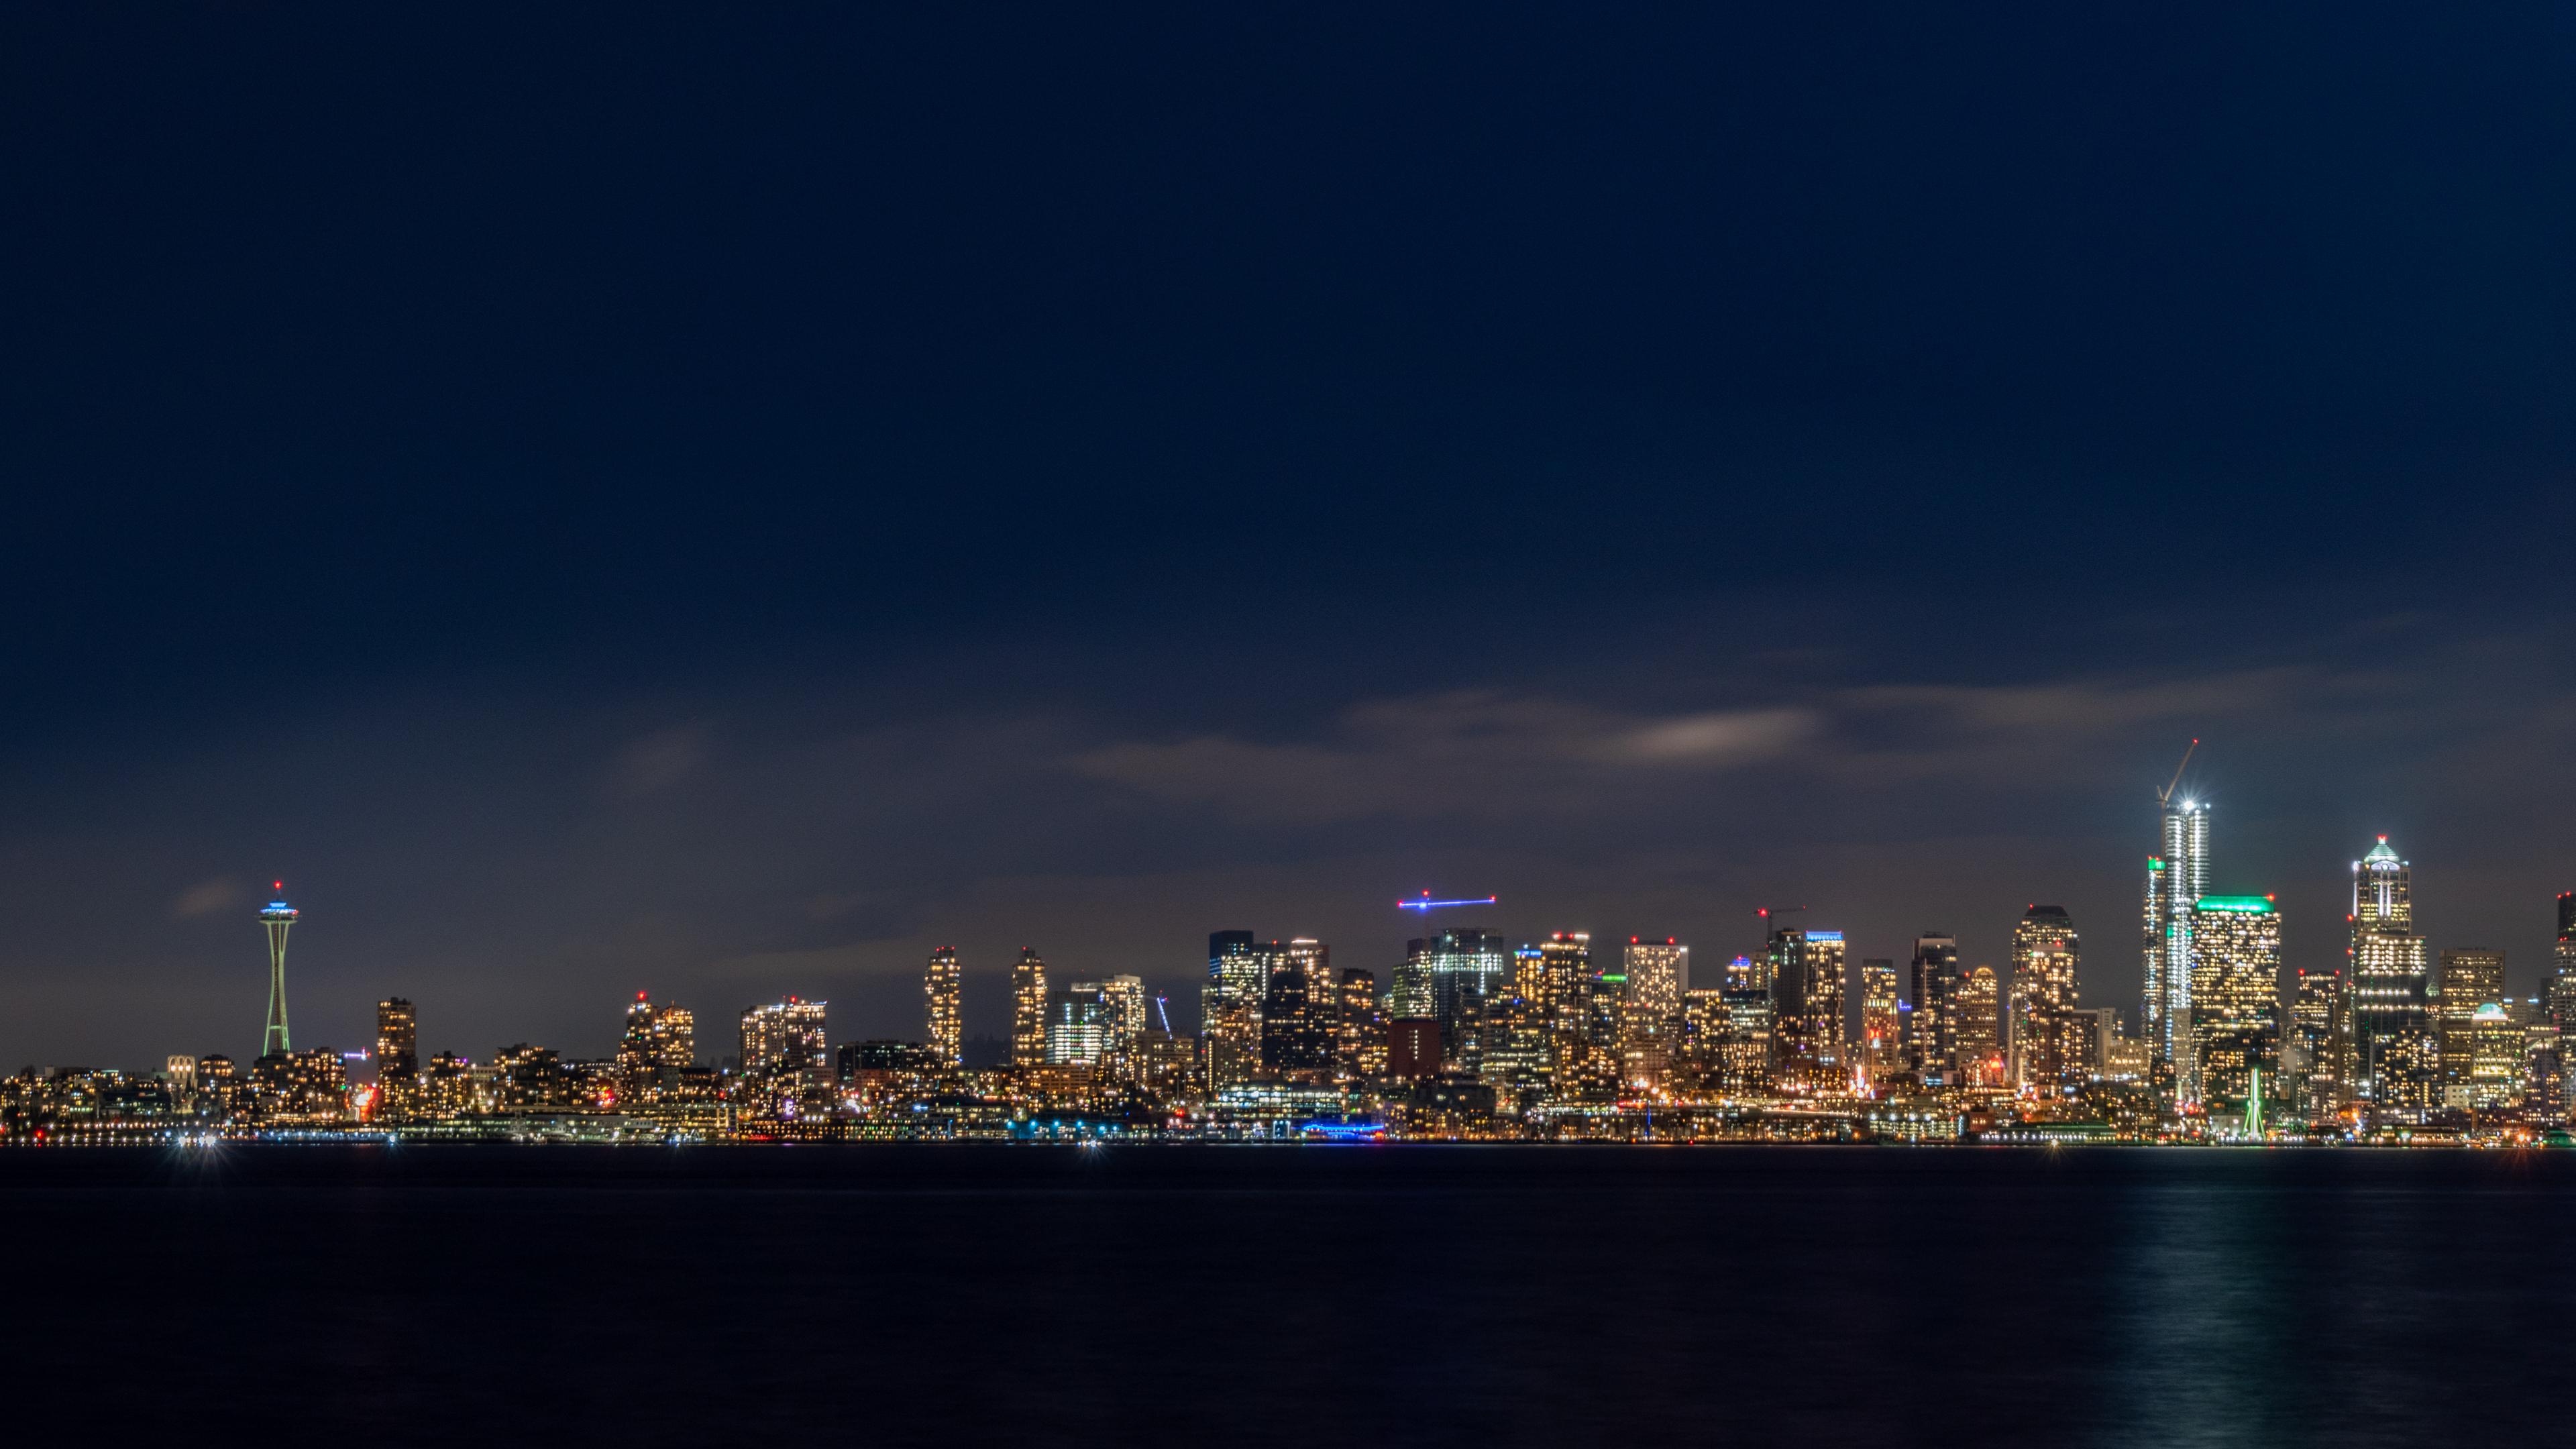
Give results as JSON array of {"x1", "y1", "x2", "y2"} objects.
[{"x1": 170, "y1": 877, "x2": 244, "y2": 918}]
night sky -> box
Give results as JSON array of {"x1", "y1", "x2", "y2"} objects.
[{"x1": 4, "y1": 7, "x2": 2573, "y2": 1070}]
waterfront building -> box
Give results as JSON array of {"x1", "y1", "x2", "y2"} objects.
[
  {"x1": 1768, "y1": 928, "x2": 1846, "y2": 1095},
  {"x1": 2436, "y1": 949, "x2": 2506, "y2": 1099},
  {"x1": 1261, "y1": 938, "x2": 1338, "y2": 1080},
  {"x1": 2008, "y1": 906, "x2": 2080, "y2": 1090},
  {"x1": 1908, "y1": 934, "x2": 1960, "y2": 1084},
  {"x1": 1955, "y1": 965, "x2": 2000, "y2": 1087},
  {"x1": 2348, "y1": 839, "x2": 2433, "y2": 1118},
  {"x1": 1859, "y1": 958, "x2": 1899, "y2": 1086},
  {"x1": 2187, "y1": 896, "x2": 2282, "y2": 1116},
  {"x1": 1010, "y1": 949, "x2": 1049, "y2": 1070},
  {"x1": 252, "y1": 1047, "x2": 346, "y2": 1124},
  {"x1": 925, "y1": 947, "x2": 963, "y2": 1067},
  {"x1": 2143, "y1": 798, "x2": 2210, "y2": 1097}
]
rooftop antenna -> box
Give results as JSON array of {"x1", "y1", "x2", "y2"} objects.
[{"x1": 2157, "y1": 738, "x2": 2201, "y2": 808}]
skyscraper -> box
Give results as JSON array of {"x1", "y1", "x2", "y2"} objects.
[
  {"x1": 1260, "y1": 938, "x2": 1338, "y2": 1079},
  {"x1": 1010, "y1": 948, "x2": 1049, "y2": 1069},
  {"x1": 2144, "y1": 798, "x2": 2210, "y2": 1095},
  {"x1": 740, "y1": 998, "x2": 828, "y2": 1081},
  {"x1": 2547, "y1": 894, "x2": 2576, "y2": 1036},
  {"x1": 2285, "y1": 966, "x2": 2343, "y2": 1119},
  {"x1": 1622, "y1": 938, "x2": 1687, "y2": 1046},
  {"x1": 1859, "y1": 958, "x2": 1899, "y2": 1087},
  {"x1": 260, "y1": 892, "x2": 299, "y2": 1059},
  {"x1": 2348, "y1": 838, "x2": 2432, "y2": 1118},
  {"x1": 924, "y1": 947, "x2": 963, "y2": 1067},
  {"x1": 1768, "y1": 928, "x2": 1846, "y2": 1095},
  {"x1": 1907, "y1": 933, "x2": 1960, "y2": 1085},
  {"x1": 2435, "y1": 949, "x2": 2506, "y2": 1105},
  {"x1": 1337, "y1": 967, "x2": 1385, "y2": 1080},
  {"x1": 1047, "y1": 982, "x2": 1114, "y2": 1066},
  {"x1": 376, "y1": 998, "x2": 418, "y2": 1085},
  {"x1": 1424, "y1": 928, "x2": 1509, "y2": 1070},
  {"x1": 1205, "y1": 931, "x2": 1267, "y2": 1089},
  {"x1": 2187, "y1": 896, "x2": 2281, "y2": 1117},
  {"x1": 1956, "y1": 965, "x2": 2000, "y2": 1086},
  {"x1": 2009, "y1": 906, "x2": 2080, "y2": 1091}
]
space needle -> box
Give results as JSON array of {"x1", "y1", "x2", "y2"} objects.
[{"x1": 260, "y1": 884, "x2": 297, "y2": 1059}]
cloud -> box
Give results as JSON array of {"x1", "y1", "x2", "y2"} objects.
[
  {"x1": 604, "y1": 725, "x2": 708, "y2": 799},
  {"x1": 170, "y1": 877, "x2": 244, "y2": 918},
  {"x1": 1071, "y1": 692, "x2": 1819, "y2": 824}
]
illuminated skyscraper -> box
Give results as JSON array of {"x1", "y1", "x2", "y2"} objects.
[
  {"x1": 2285, "y1": 966, "x2": 2343, "y2": 1118},
  {"x1": 2348, "y1": 838, "x2": 2432, "y2": 1117},
  {"x1": 260, "y1": 892, "x2": 299, "y2": 1059},
  {"x1": 925, "y1": 947, "x2": 963, "y2": 1067},
  {"x1": 1956, "y1": 965, "x2": 2000, "y2": 1086},
  {"x1": 2144, "y1": 799, "x2": 2210, "y2": 1095},
  {"x1": 375, "y1": 998, "x2": 418, "y2": 1085},
  {"x1": 1859, "y1": 959, "x2": 1899, "y2": 1086},
  {"x1": 2188, "y1": 896, "x2": 2282, "y2": 1116},
  {"x1": 1907, "y1": 934, "x2": 1960, "y2": 1084},
  {"x1": 1010, "y1": 948, "x2": 1049, "y2": 1069},
  {"x1": 1047, "y1": 982, "x2": 1114, "y2": 1065},
  {"x1": 1622, "y1": 938, "x2": 1687, "y2": 1046},
  {"x1": 2546, "y1": 894, "x2": 2576, "y2": 1036},
  {"x1": 2435, "y1": 949, "x2": 2506, "y2": 1104},
  {"x1": 1424, "y1": 928, "x2": 1509, "y2": 1070},
  {"x1": 1098, "y1": 974, "x2": 1147, "y2": 1057},
  {"x1": 1337, "y1": 967, "x2": 1385, "y2": 1080},
  {"x1": 1261, "y1": 938, "x2": 1338, "y2": 1079},
  {"x1": 1205, "y1": 932, "x2": 1267, "y2": 1089},
  {"x1": 2009, "y1": 906, "x2": 2080, "y2": 1090},
  {"x1": 1768, "y1": 928, "x2": 1845, "y2": 1095},
  {"x1": 740, "y1": 998, "x2": 828, "y2": 1081}
]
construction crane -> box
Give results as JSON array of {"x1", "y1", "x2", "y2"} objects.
[
  {"x1": 1397, "y1": 891, "x2": 1499, "y2": 913},
  {"x1": 2157, "y1": 738, "x2": 2200, "y2": 807},
  {"x1": 1153, "y1": 995, "x2": 1173, "y2": 1035},
  {"x1": 1755, "y1": 904, "x2": 1808, "y2": 929}
]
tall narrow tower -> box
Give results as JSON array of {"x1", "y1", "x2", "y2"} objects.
[
  {"x1": 260, "y1": 888, "x2": 298, "y2": 1059},
  {"x1": 924, "y1": 947, "x2": 963, "y2": 1067}
]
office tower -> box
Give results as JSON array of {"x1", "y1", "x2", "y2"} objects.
[
  {"x1": 740, "y1": 998, "x2": 829, "y2": 1080},
  {"x1": 1623, "y1": 938, "x2": 1687, "y2": 1044},
  {"x1": 1048, "y1": 982, "x2": 1114, "y2": 1065},
  {"x1": 1260, "y1": 938, "x2": 1338, "y2": 1079},
  {"x1": 1010, "y1": 948, "x2": 1050, "y2": 1069},
  {"x1": 1955, "y1": 966, "x2": 2001, "y2": 1085},
  {"x1": 260, "y1": 893, "x2": 299, "y2": 1059},
  {"x1": 1424, "y1": 928, "x2": 1509, "y2": 1070},
  {"x1": 2548, "y1": 894, "x2": 2576, "y2": 1036},
  {"x1": 2009, "y1": 906, "x2": 2081, "y2": 1091},
  {"x1": 925, "y1": 947, "x2": 963, "y2": 1067},
  {"x1": 2187, "y1": 896, "x2": 2282, "y2": 1116},
  {"x1": 2143, "y1": 798, "x2": 2210, "y2": 1096},
  {"x1": 2286, "y1": 967, "x2": 2343, "y2": 1118},
  {"x1": 1097, "y1": 975, "x2": 1148, "y2": 1055},
  {"x1": 1393, "y1": 939, "x2": 1436, "y2": 1021},
  {"x1": 1859, "y1": 959, "x2": 1900, "y2": 1085},
  {"x1": 1205, "y1": 932, "x2": 1267, "y2": 1089},
  {"x1": 2066, "y1": 1006, "x2": 2119, "y2": 1079},
  {"x1": 1337, "y1": 967, "x2": 1385, "y2": 1080},
  {"x1": 652, "y1": 1005, "x2": 696, "y2": 1068},
  {"x1": 376, "y1": 998, "x2": 419, "y2": 1085},
  {"x1": 1768, "y1": 928, "x2": 1846, "y2": 1095},
  {"x1": 2463, "y1": 1004, "x2": 2524, "y2": 1111},
  {"x1": 2436, "y1": 949, "x2": 2507, "y2": 1104},
  {"x1": 1678, "y1": 988, "x2": 1773, "y2": 1097},
  {"x1": 1908, "y1": 934, "x2": 1960, "y2": 1084},
  {"x1": 2348, "y1": 839, "x2": 2433, "y2": 1118}
]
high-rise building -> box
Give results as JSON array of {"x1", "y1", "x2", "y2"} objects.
[
  {"x1": 2548, "y1": 893, "x2": 2576, "y2": 1036},
  {"x1": 1907, "y1": 934, "x2": 1960, "y2": 1085},
  {"x1": 2188, "y1": 896, "x2": 2282, "y2": 1117},
  {"x1": 739, "y1": 998, "x2": 828, "y2": 1081},
  {"x1": 1858, "y1": 959, "x2": 1900, "y2": 1086},
  {"x1": 1204, "y1": 932, "x2": 1269, "y2": 1089},
  {"x1": 1047, "y1": 982, "x2": 1114, "y2": 1066},
  {"x1": 1261, "y1": 938, "x2": 1338, "y2": 1079},
  {"x1": 2348, "y1": 838, "x2": 2433, "y2": 1118},
  {"x1": 1956, "y1": 966, "x2": 2001, "y2": 1086},
  {"x1": 2436, "y1": 949, "x2": 2506, "y2": 1104},
  {"x1": 1424, "y1": 929, "x2": 1509, "y2": 1070},
  {"x1": 2009, "y1": 906, "x2": 2080, "y2": 1091},
  {"x1": 260, "y1": 892, "x2": 299, "y2": 1059},
  {"x1": 1337, "y1": 967, "x2": 1385, "y2": 1080},
  {"x1": 1768, "y1": 928, "x2": 1846, "y2": 1095},
  {"x1": 924, "y1": 947, "x2": 963, "y2": 1067},
  {"x1": 2463, "y1": 1004, "x2": 2524, "y2": 1112},
  {"x1": 376, "y1": 998, "x2": 419, "y2": 1085},
  {"x1": 1010, "y1": 949, "x2": 1049, "y2": 1069},
  {"x1": 2144, "y1": 798, "x2": 2210, "y2": 1096},
  {"x1": 2285, "y1": 966, "x2": 2343, "y2": 1119},
  {"x1": 1619, "y1": 939, "x2": 1687, "y2": 1091}
]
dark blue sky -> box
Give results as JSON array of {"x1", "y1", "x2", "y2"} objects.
[{"x1": 4, "y1": 6, "x2": 2573, "y2": 1068}]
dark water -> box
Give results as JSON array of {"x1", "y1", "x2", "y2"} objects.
[{"x1": 3, "y1": 1144, "x2": 2568, "y2": 1446}]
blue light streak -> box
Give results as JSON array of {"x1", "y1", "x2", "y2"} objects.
[{"x1": 1397, "y1": 895, "x2": 1498, "y2": 911}]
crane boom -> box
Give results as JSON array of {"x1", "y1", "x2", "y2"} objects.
[{"x1": 2157, "y1": 738, "x2": 2200, "y2": 807}]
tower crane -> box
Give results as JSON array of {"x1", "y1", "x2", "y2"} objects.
[{"x1": 2157, "y1": 738, "x2": 2200, "y2": 808}]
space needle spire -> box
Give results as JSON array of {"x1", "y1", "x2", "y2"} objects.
[{"x1": 260, "y1": 883, "x2": 298, "y2": 1059}]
